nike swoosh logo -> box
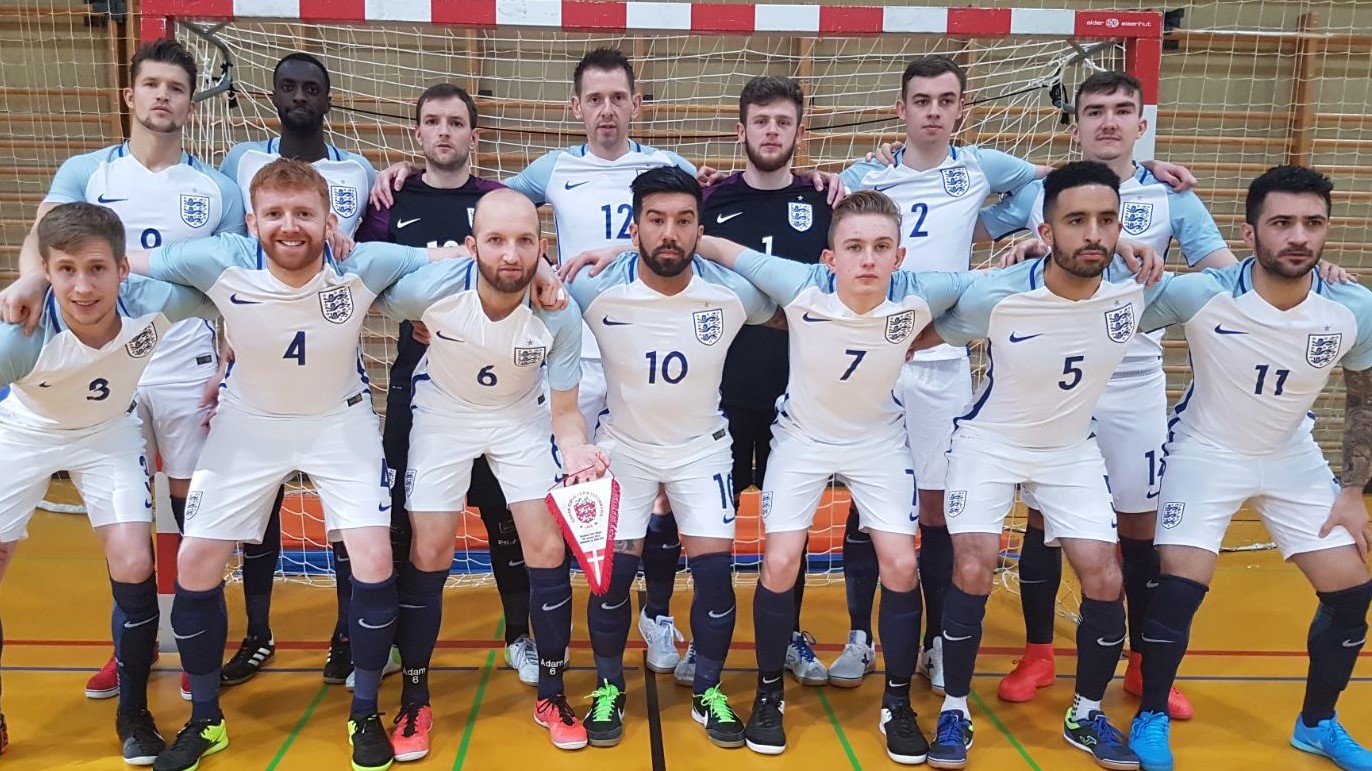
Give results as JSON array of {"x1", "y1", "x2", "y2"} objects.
[
  {"x1": 173, "y1": 629, "x2": 207, "y2": 641},
  {"x1": 1343, "y1": 638, "x2": 1366, "y2": 648},
  {"x1": 875, "y1": 183, "x2": 899, "y2": 192},
  {"x1": 1008, "y1": 332, "x2": 1042, "y2": 343},
  {"x1": 378, "y1": 503, "x2": 391, "y2": 512},
  {"x1": 600, "y1": 597, "x2": 630, "y2": 611},
  {"x1": 602, "y1": 316, "x2": 632, "y2": 327},
  {"x1": 707, "y1": 606, "x2": 736, "y2": 619},
  {"x1": 801, "y1": 312, "x2": 830, "y2": 323},
  {"x1": 357, "y1": 618, "x2": 397, "y2": 630},
  {"x1": 1214, "y1": 324, "x2": 1248, "y2": 335},
  {"x1": 229, "y1": 294, "x2": 262, "y2": 305},
  {"x1": 762, "y1": 676, "x2": 781, "y2": 684},
  {"x1": 434, "y1": 330, "x2": 466, "y2": 343},
  {"x1": 943, "y1": 633, "x2": 972, "y2": 642},
  {"x1": 716, "y1": 212, "x2": 743, "y2": 224},
  {"x1": 1146, "y1": 491, "x2": 1160, "y2": 499},
  {"x1": 396, "y1": 218, "x2": 421, "y2": 229},
  {"x1": 508, "y1": 559, "x2": 526, "y2": 567},
  {"x1": 1140, "y1": 634, "x2": 1175, "y2": 645},
  {"x1": 723, "y1": 512, "x2": 737, "y2": 524},
  {"x1": 1097, "y1": 636, "x2": 1125, "y2": 647},
  {"x1": 542, "y1": 597, "x2": 571, "y2": 612},
  {"x1": 37, "y1": 382, "x2": 52, "y2": 388},
  {"x1": 97, "y1": 194, "x2": 128, "y2": 204},
  {"x1": 564, "y1": 180, "x2": 590, "y2": 190},
  {"x1": 1145, "y1": 580, "x2": 1160, "y2": 588},
  {"x1": 123, "y1": 616, "x2": 159, "y2": 629}
]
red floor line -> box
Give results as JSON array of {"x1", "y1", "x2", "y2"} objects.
[{"x1": 6, "y1": 638, "x2": 1356, "y2": 658}]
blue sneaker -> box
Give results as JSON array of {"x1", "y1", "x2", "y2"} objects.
[
  {"x1": 1129, "y1": 711, "x2": 1174, "y2": 771},
  {"x1": 1292, "y1": 713, "x2": 1372, "y2": 771},
  {"x1": 1064, "y1": 709, "x2": 1139, "y2": 769},
  {"x1": 927, "y1": 710, "x2": 973, "y2": 770}
]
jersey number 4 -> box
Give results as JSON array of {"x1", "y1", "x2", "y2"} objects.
[{"x1": 284, "y1": 331, "x2": 307, "y2": 365}]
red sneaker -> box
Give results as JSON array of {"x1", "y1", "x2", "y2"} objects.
[
  {"x1": 180, "y1": 671, "x2": 192, "y2": 702},
  {"x1": 534, "y1": 694, "x2": 588, "y2": 750},
  {"x1": 997, "y1": 644, "x2": 1056, "y2": 702},
  {"x1": 391, "y1": 703, "x2": 433, "y2": 762},
  {"x1": 1123, "y1": 652, "x2": 1194, "y2": 720},
  {"x1": 85, "y1": 655, "x2": 120, "y2": 699}
]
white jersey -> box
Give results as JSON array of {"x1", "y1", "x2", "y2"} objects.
[
  {"x1": 981, "y1": 164, "x2": 1229, "y2": 370},
  {"x1": 841, "y1": 145, "x2": 1038, "y2": 361},
  {"x1": 567, "y1": 252, "x2": 775, "y2": 447},
  {"x1": 220, "y1": 138, "x2": 376, "y2": 237},
  {"x1": 44, "y1": 143, "x2": 245, "y2": 387},
  {"x1": 378, "y1": 258, "x2": 583, "y2": 424},
  {"x1": 149, "y1": 233, "x2": 428, "y2": 417},
  {"x1": 1141, "y1": 259, "x2": 1372, "y2": 454},
  {"x1": 0, "y1": 275, "x2": 216, "y2": 433},
  {"x1": 730, "y1": 249, "x2": 973, "y2": 444},
  {"x1": 935, "y1": 257, "x2": 1163, "y2": 448},
  {"x1": 504, "y1": 141, "x2": 696, "y2": 359}
]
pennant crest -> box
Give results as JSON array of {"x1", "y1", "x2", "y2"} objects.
[
  {"x1": 1121, "y1": 201, "x2": 1154, "y2": 236},
  {"x1": 1307, "y1": 333, "x2": 1343, "y2": 369},
  {"x1": 329, "y1": 184, "x2": 360, "y2": 219},
  {"x1": 180, "y1": 194, "x2": 211, "y2": 228},
  {"x1": 546, "y1": 475, "x2": 620, "y2": 594},
  {"x1": 694, "y1": 308, "x2": 724, "y2": 346},
  {"x1": 788, "y1": 201, "x2": 813, "y2": 232},
  {"x1": 941, "y1": 167, "x2": 971, "y2": 197},
  {"x1": 318, "y1": 286, "x2": 355, "y2": 324},
  {"x1": 1104, "y1": 304, "x2": 1136, "y2": 344}
]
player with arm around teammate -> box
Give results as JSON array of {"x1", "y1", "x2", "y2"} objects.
[
  {"x1": 376, "y1": 189, "x2": 607, "y2": 757},
  {"x1": 1126, "y1": 166, "x2": 1372, "y2": 771},
  {"x1": 0, "y1": 203, "x2": 217, "y2": 764},
  {"x1": 695, "y1": 190, "x2": 976, "y2": 763}
]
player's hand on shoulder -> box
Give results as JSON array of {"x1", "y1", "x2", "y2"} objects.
[
  {"x1": 533, "y1": 260, "x2": 568, "y2": 311},
  {"x1": 369, "y1": 160, "x2": 422, "y2": 210},
  {"x1": 557, "y1": 245, "x2": 621, "y2": 282},
  {"x1": 561, "y1": 444, "x2": 611, "y2": 485},
  {"x1": 999, "y1": 238, "x2": 1049, "y2": 268},
  {"x1": 1322, "y1": 487, "x2": 1371, "y2": 562},
  {"x1": 806, "y1": 170, "x2": 847, "y2": 207},
  {"x1": 327, "y1": 227, "x2": 356, "y2": 261},
  {"x1": 1117, "y1": 238, "x2": 1165, "y2": 285},
  {"x1": 1144, "y1": 159, "x2": 1198, "y2": 192},
  {"x1": 409, "y1": 321, "x2": 432, "y2": 345},
  {"x1": 865, "y1": 140, "x2": 904, "y2": 167},
  {"x1": 696, "y1": 166, "x2": 727, "y2": 187},
  {"x1": 1319, "y1": 260, "x2": 1357, "y2": 284},
  {"x1": 0, "y1": 274, "x2": 50, "y2": 334}
]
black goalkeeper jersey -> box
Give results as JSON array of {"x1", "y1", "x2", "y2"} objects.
[{"x1": 702, "y1": 172, "x2": 832, "y2": 411}]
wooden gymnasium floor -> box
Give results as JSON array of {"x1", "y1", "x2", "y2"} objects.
[{"x1": 5, "y1": 488, "x2": 1372, "y2": 770}]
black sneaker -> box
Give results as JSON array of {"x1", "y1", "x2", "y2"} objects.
[
  {"x1": 880, "y1": 701, "x2": 930, "y2": 765},
  {"x1": 117, "y1": 707, "x2": 165, "y2": 765},
  {"x1": 221, "y1": 635, "x2": 276, "y2": 686},
  {"x1": 744, "y1": 693, "x2": 786, "y2": 755},
  {"x1": 152, "y1": 718, "x2": 228, "y2": 771},
  {"x1": 347, "y1": 713, "x2": 394, "y2": 771},
  {"x1": 584, "y1": 681, "x2": 626, "y2": 747},
  {"x1": 323, "y1": 634, "x2": 352, "y2": 684},
  {"x1": 691, "y1": 685, "x2": 746, "y2": 748}
]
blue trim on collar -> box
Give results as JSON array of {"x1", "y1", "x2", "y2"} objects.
[
  {"x1": 45, "y1": 290, "x2": 63, "y2": 333},
  {"x1": 1030, "y1": 257, "x2": 1045, "y2": 289}
]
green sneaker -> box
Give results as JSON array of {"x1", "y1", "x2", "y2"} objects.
[
  {"x1": 153, "y1": 718, "x2": 228, "y2": 771},
  {"x1": 691, "y1": 685, "x2": 746, "y2": 748},
  {"x1": 584, "y1": 681, "x2": 626, "y2": 747}
]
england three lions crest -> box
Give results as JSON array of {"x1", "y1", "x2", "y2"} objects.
[
  {"x1": 941, "y1": 167, "x2": 971, "y2": 197},
  {"x1": 514, "y1": 346, "x2": 546, "y2": 367},
  {"x1": 1103, "y1": 304, "x2": 1136, "y2": 344},
  {"x1": 329, "y1": 185, "x2": 360, "y2": 219},
  {"x1": 318, "y1": 286, "x2": 355, "y2": 324},
  {"x1": 788, "y1": 201, "x2": 813, "y2": 232},
  {"x1": 125, "y1": 323, "x2": 158, "y2": 358},
  {"x1": 693, "y1": 308, "x2": 724, "y2": 346},
  {"x1": 945, "y1": 490, "x2": 967, "y2": 517},
  {"x1": 179, "y1": 194, "x2": 211, "y2": 229},
  {"x1": 1307, "y1": 333, "x2": 1343, "y2": 368},
  {"x1": 885, "y1": 310, "x2": 917, "y2": 344},
  {"x1": 1121, "y1": 201, "x2": 1154, "y2": 236},
  {"x1": 1160, "y1": 502, "x2": 1184, "y2": 529}
]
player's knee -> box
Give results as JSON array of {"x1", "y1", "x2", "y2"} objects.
[
  {"x1": 878, "y1": 552, "x2": 918, "y2": 592},
  {"x1": 1078, "y1": 560, "x2": 1123, "y2": 601},
  {"x1": 344, "y1": 537, "x2": 394, "y2": 583},
  {"x1": 952, "y1": 552, "x2": 995, "y2": 594},
  {"x1": 176, "y1": 541, "x2": 227, "y2": 590},
  {"x1": 520, "y1": 536, "x2": 565, "y2": 569},
  {"x1": 760, "y1": 551, "x2": 800, "y2": 592},
  {"x1": 409, "y1": 538, "x2": 454, "y2": 573},
  {"x1": 108, "y1": 549, "x2": 154, "y2": 584}
]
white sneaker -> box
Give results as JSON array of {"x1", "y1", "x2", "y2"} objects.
[
  {"x1": 638, "y1": 610, "x2": 683, "y2": 673},
  {"x1": 346, "y1": 644, "x2": 404, "y2": 690},
  {"x1": 504, "y1": 634, "x2": 540, "y2": 686},
  {"x1": 918, "y1": 636, "x2": 945, "y2": 695},
  {"x1": 673, "y1": 640, "x2": 696, "y2": 687},
  {"x1": 785, "y1": 631, "x2": 829, "y2": 686},
  {"x1": 827, "y1": 630, "x2": 876, "y2": 688}
]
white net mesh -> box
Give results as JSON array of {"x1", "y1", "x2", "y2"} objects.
[{"x1": 175, "y1": 20, "x2": 1136, "y2": 587}]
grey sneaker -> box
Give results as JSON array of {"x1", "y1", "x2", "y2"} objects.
[
  {"x1": 827, "y1": 630, "x2": 876, "y2": 688},
  {"x1": 638, "y1": 610, "x2": 684, "y2": 673},
  {"x1": 673, "y1": 641, "x2": 697, "y2": 687},
  {"x1": 785, "y1": 631, "x2": 829, "y2": 686}
]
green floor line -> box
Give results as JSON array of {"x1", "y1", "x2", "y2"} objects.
[
  {"x1": 451, "y1": 617, "x2": 504, "y2": 770},
  {"x1": 263, "y1": 682, "x2": 330, "y2": 771},
  {"x1": 816, "y1": 689, "x2": 864, "y2": 771},
  {"x1": 969, "y1": 688, "x2": 1043, "y2": 771}
]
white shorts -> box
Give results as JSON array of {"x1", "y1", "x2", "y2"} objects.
[
  {"x1": 598, "y1": 426, "x2": 735, "y2": 541},
  {"x1": 136, "y1": 378, "x2": 213, "y2": 480},
  {"x1": 0, "y1": 414, "x2": 151, "y2": 542},
  {"x1": 1022, "y1": 368, "x2": 1167, "y2": 515},
  {"x1": 579, "y1": 358, "x2": 607, "y2": 442},
  {"x1": 406, "y1": 406, "x2": 559, "y2": 510},
  {"x1": 1155, "y1": 435, "x2": 1351, "y2": 559},
  {"x1": 760, "y1": 422, "x2": 916, "y2": 536},
  {"x1": 900, "y1": 357, "x2": 973, "y2": 493},
  {"x1": 183, "y1": 400, "x2": 389, "y2": 543},
  {"x1": 944, "y1": 429, "x2": 1117, "y2": 546}
]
